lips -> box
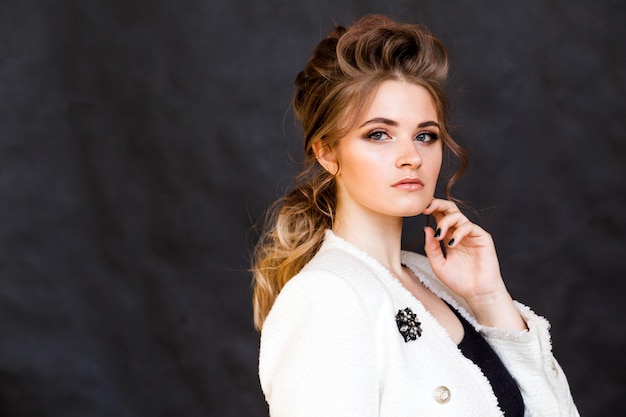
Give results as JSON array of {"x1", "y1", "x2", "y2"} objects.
[{"x1": 392, "y1": 177, "x2": 424, "y2": 190}]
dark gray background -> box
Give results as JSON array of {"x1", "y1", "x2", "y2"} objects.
[{"x1": 1, "y1": 0, "x2": 624, "y2": 416}]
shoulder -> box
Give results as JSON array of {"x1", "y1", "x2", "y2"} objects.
[
  {"x1": 259, "y1": 239, "x2": 382, "y2": 392},
  {"x1": 269, "y1": 239, "x2": 385, "y2": 317},
  {"x1": 262, "y1": 232, "x2": 391, "y2": 335},
  {"x1": 298, "y1": 231, "x2": 392, "y2": 296},
  {"x1": 259, "y1": 245, "x2": 383, "y2": 415}
]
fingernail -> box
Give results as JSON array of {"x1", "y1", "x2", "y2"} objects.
[
  {"x1": 434, "y1": 228, "x2": 441, "y2": 238},
  {"x1": 448, "y1": 238, "x2": 455, "y2": 246},
  {"x1": 426, "y1": 201, "x2": 431, "y2": 209}
]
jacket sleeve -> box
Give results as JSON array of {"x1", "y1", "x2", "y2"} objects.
[
  {"x1": 480, "y1": 302, "x2": 580, "y2": 417},
  {"x1": 259, "y1": 270, "x2": 379, "y2": 417}
]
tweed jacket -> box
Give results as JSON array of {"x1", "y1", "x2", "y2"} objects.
[{"x1": 259, "y1": 230, "x2": 579, "y2": 417}]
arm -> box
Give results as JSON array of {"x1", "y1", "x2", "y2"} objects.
[
  {"x1": 259, "y1": 270, "x2": 378, "y2": 417},
  {"x1": 422, "y1": 199, "x2": 579, "y2": 415},
  {"x1": 481, "y1": 303, "x2": 580, "y2": 416}
]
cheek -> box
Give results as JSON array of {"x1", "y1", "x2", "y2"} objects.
[
  {"x1": 337, "y1": 144, "x2": 383, "y2": 177},
  {"x1": 433, "y1": 158, "x2": 443, "y2": 177},
  {"x1": 424, "y1": 148, "x2": 443, "y2": 177},
  {"x1": 342, "y1": 156, "x2": 375, "y2": 183}
]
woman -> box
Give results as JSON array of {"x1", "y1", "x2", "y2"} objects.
[{"x1": 252, "y1": 14, "x2": 579, "y2": 417}]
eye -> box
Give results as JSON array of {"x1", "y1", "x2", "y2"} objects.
[
  {"x1": 415, "y1": 132, "x2": 439, "y2": 142},
  {"x1": 367, "y1": 130, "x2": 392, "y2": 142}
]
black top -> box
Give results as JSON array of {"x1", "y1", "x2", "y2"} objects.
[{"x1": 450, "y1": 304, "x2": 525, "y2": 417}]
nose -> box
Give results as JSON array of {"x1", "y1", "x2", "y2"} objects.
[{"x1": 395, "y1": 137, "x2": 422, "y2": 168}]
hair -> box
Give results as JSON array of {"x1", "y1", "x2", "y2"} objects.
[{"x1": 252, "y1": 14, "x2": 468, "y2": 330}]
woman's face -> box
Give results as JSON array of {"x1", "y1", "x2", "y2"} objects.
[{"x1": 320, "y1": 80, "x2": 443, "y2": 222}]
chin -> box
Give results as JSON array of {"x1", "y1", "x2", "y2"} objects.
[
  {"x1": 395, "y1": 207, "x2": 427, "y2": 218},
  {"x1": 391, "y1": 197, "x2": 432, "y2": 216}
]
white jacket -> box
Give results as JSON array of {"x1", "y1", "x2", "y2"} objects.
[{"x1": 259, "y1": 230, "x2": 579, "y2": 416}]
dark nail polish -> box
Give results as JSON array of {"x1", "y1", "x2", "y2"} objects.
[
  {"x1": 426, "y1": 202, "x2": 431, "y2": 209},
  {"x1": 434, "y1": 228, "x2": 441, "y2": 238},
  {"x1": 448, "y1": 238, "x2": 455, "y2": 246}
]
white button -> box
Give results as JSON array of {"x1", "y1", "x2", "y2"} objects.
[{"x1": 433, "y1": 385, "x2": 451, "y2": 404}]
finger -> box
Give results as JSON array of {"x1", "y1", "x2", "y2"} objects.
[
  {"x1": 447, "y1": 221, "x2": 493, "y2": 248},
  {"x1": 423, "y1": 198, "x2": 462, "y2": 224},
  {"x1": 432, "y1": 211, "x2": 470, "y2": 242},
  {"x1": 422, "y1": 198, "x2": 460, "y2": 217},
  {"x1": 423, "y1": 226, "x2": 446, "y2": 268},
  {"x1": 445, "y1": 221, "x2": 476, "y2": 248}
]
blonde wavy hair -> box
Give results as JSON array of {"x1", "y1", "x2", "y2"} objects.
[{"x1": 252, "y1": 14, "x2": 467, "y2": 330}]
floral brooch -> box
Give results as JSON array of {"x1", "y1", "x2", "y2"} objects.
[{"x1": 396, "y1": 307, "x2": 422, "y2": 342}]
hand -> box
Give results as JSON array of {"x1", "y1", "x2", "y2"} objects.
[
  {"x1": 422, "y1": 199, "x2": 526, "y2": 330},
  {"x1": 422, "y1": 198, "x2": 503, "y2": 301}
]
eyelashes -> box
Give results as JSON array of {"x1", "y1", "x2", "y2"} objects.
[
  {"x1": 367, "y1": 130, "x2": 391, "y2": 141},
  {"x1": 415, "y1": 132, "x2": 439, "y2": 142},
  {"x1": 365, "y1": 129, "x2": 439, "y2": 143}
]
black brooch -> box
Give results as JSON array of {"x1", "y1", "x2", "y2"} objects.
[{"x1": 395, "y1": 307, "x2": 422, "y2": 342}]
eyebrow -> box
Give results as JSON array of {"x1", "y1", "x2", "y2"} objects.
[{"x1": 359, "y1": 117, "x2": 440, "y2": 129}]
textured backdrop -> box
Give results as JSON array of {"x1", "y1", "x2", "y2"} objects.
[{"x1": 0, "y1": 0, "x2": 624, "y2": 416}]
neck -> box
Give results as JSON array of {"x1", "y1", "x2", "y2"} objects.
[{"x1": 332, "y1": 208, "x2": 405, "y2": 276}]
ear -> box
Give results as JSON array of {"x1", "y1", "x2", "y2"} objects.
[{"x1": 312, "y1": 141, "x2": 339, "y2": 175}]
